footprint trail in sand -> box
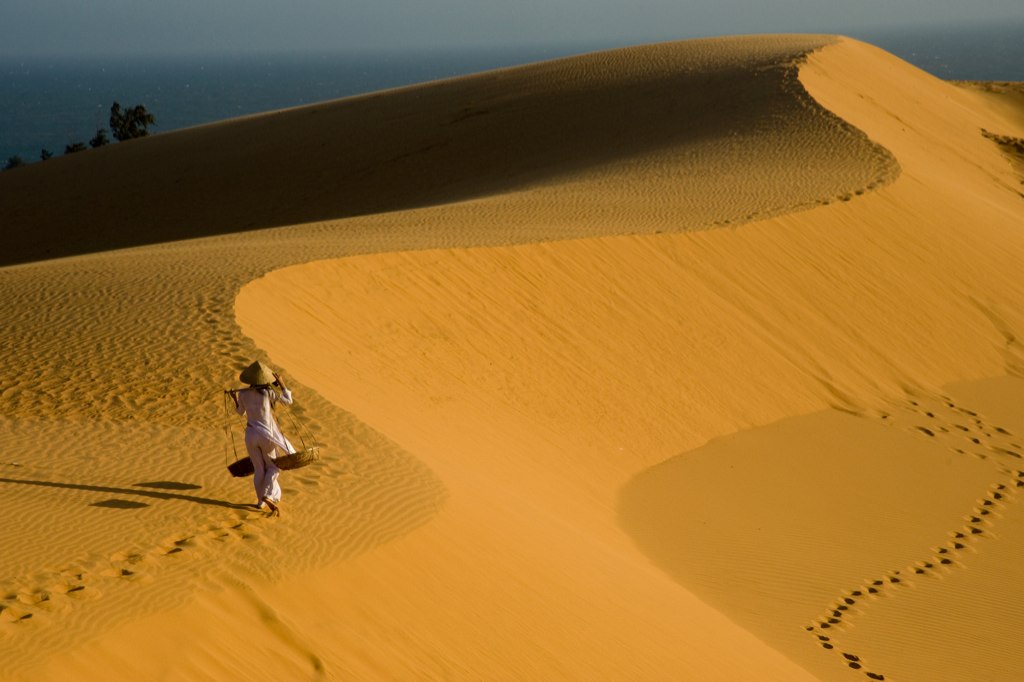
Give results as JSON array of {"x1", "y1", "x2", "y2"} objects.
[{"x1": 806, "y1": 390, "x2": 1024, "y2": 681}]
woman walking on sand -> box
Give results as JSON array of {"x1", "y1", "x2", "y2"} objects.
[{"x1": 231, "y1": 360, "x2": 295, "y2": 516}]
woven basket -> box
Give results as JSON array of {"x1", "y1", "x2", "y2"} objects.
[
  {"x1": 227, "y1": 447, "x2": 321, "y2": 478},
  {"x1": 277, "y1": 447, "x2": 321, "y2": 470},
  {"x1": 227, "y1": 457, "x2": 255, "y2": 478}
]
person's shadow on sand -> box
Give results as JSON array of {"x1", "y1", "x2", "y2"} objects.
[{"x1": 0, "y1": 476, "x2": 248, "y2": 510}]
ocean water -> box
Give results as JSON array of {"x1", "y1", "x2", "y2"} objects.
[
  {"x1": 2, "y1": 24, "x2": 1022, "y2": 164},
  {"x1": 857, "y1": 22, "x2": 1024, "y2": 83},
  {"x1": 0, "y1": 45, "x2": 606, "y2": 164}
]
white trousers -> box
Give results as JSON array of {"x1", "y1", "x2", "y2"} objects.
[{"x1": 245, "y1": 429, "x2": 282, "y2": 504}]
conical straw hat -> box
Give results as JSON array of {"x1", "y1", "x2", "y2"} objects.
[{"x1": 240, "y1": 360, "x2": 275, "y2": 386}]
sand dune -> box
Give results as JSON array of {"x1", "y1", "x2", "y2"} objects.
[
  {"x1": 0, "y1": 35, "x2": 892, "y2": 266},
  {"x1": 2, "y1": 34, "x2": 1023, "y2": 681}
]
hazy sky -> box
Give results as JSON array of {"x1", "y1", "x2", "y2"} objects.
[{"x1": 2, "y1": 0, "x2": 1022, "y2": 56}]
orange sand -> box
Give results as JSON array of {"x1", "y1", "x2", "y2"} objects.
[{"x1": 1, "y1": 35, "x2": 1023, "y2": 681}]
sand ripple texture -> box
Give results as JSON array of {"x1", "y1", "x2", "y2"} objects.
[{"x1": 0, "y1": 240, "x2": 447, "y2": 676}]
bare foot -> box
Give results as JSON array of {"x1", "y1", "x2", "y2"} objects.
[{"x1": 265, "y1": 499, "x2": 281, "y2": 517}]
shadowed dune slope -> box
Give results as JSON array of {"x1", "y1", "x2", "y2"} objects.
[{"x1": 0, "y1": 34, "x2": 895, "y2": 266}]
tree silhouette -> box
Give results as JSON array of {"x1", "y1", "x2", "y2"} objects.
[
  {"x1": 109, "y1": 102, "x2": 155, "y2": 141},
  {"x1": 9, "y1": 102, "x2": 157, "y2": 169},
  {"x1": 89, "y1": 128, "x2": 111, "y2": 148}
]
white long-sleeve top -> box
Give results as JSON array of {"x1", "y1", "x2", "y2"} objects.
[{"x1": 236, "y1": 386, "x2": 295, "y2": 453}]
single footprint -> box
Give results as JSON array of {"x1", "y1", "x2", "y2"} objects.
[{"x1": 16, "y1": 591, "x2": 47, "y2": 606}]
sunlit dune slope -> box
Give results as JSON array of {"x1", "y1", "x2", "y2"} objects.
[
  {"x1": 0, "y1": 35, "x2": 893, "y2": 266},
  {"x1": 237, "y1": 38, "x2": 1024, "y2": 682}
]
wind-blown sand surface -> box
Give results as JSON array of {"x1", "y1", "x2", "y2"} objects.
[{"x1": 1, "y1": 34, "x2": 1022, "y2": 681}]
